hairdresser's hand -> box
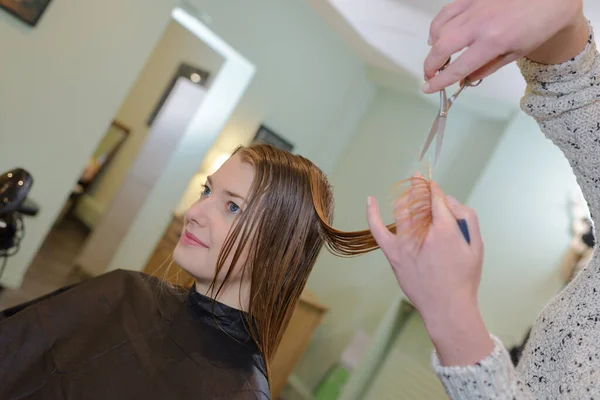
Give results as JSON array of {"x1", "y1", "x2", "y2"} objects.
[
  {"x1": 367, "y1": 180, "x2": 494, "y2": 366},
  {"x1": 423, "y1": 0, "x2": 586, "y2": 93}
]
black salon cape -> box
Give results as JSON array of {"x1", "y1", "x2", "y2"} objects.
[{"x1": 0, "y1": 270, "x2": 270, "y2": 400}]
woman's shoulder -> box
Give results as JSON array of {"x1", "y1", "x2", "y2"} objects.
[
  {"x1": 56, "y1": 269, "x2": 162, "y2": 304},
  {"x1": 95, "y1": 268, "x2": 156, "y2": 285},
  {"x1": 2, "y1": 270, "x2": 181, "y2": 320},
  {"x1": 84, "y1": 269, "x2": 184, "y2": 297},
  {"x1": 84, "y1": 269, "x2": 187, "y2": 308},
  {"x1": 0, "y1": 270, "x2": 154, "y2": 320}
]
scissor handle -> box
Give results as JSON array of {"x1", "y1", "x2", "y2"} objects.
[
  {"x1": 438, "y1": 58, "x2": 483, "y2": 86},
  {"x1": 465, "y1": 78, "x2": 483, "y2": 87},
  {"x1": 446, "y1": 78, "x2": 484, "y2": 107},
  {"x1": 440, "y1": 58, "x2": 451, "y2": 71}
]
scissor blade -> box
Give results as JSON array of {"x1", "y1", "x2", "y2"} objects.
[
  {"x1": 420, "y1": 116, "x2": 440, "y2": 161},
  {"x1": 433, "y1": 116, "x2": 447, "y2": 167}
]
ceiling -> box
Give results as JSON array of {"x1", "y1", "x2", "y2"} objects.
[{"x1": 308, "y1": 0, "x2": 600, "y2": 119}]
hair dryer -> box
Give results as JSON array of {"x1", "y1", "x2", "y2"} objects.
[{"x1": 0, "y1": 168, "x2": 35, "y2": 279}]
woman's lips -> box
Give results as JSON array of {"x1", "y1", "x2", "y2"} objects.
[{"x1": 181, "y1": 230, "x2": 209, "y2": 248}]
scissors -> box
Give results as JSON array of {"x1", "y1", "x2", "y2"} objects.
[{"x1": 419, "y1": 58, "x2": 483, "y2": 167}]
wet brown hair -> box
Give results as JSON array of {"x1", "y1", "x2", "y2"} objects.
[{"x1": 206, "y1": 143, "x2": 433, "y2": 379}]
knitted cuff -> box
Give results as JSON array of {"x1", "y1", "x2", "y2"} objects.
[
  {"x1": 517, "y1": 20, "x2": 596, "y2": 84},
  {"x1": 432, "y1": 335, "x2": 516, "y2": 399}
]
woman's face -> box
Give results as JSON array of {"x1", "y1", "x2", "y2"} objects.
[{"x1": 174, "y1": 154, "x2": 254, "y2": 290}]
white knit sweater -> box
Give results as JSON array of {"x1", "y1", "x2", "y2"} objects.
[{"x1": 432, "y1": 24, "x2": 600, "y2": 399}]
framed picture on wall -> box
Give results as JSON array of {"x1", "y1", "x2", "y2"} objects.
[
  {"x1": 0, "y1": 0, "x2": 52, "y2": 27},
  {"x1": 252, "y1": 125, "x2": 294, "y2": 152}
]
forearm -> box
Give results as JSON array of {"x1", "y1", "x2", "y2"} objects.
[{"x1": 527, "y1": 12, "x2": 588, "y2": 65}]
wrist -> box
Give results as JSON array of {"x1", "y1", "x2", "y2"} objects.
[
  {"x1": 422, "y1": 298, "x2": 481, "y2": 340},
  {"x1": 563, "y1": 12, "x2": 588, "y2": 38},
  {"x1": 565, "y1": 4, "x2": 585, "y2": 30},
  {"x1": 527, "y1": 12, "x2": 588, "y2": 65},
  {"x1": 422, "y1": 301, "x2": 494, "y2": 366}
]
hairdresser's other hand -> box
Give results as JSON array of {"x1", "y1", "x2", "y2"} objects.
[
  {"x1": 366, "y1": 181, "x2": 494, "y2": 366},
  {"x1": 423, "y1": 0, "x2": 585, "y2": 93}
]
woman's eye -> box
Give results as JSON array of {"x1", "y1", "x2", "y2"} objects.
[
  {"x1": 228, "y1": 202, "x2": 241, "y2": 214},
  {"x1": 200, "y1": 185, "x2": 211, "y2": 197}
]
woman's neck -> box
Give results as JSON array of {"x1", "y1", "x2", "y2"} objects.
[{"x1": 194, "y1": 280, "x2": 250, "y2": 311}]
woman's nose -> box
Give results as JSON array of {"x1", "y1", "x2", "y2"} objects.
[{"x1": 186, "y1": 199, "x2": 210, "y2": 227}]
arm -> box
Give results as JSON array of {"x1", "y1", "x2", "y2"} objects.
[
  {"x1": 429, "y1": 18, "x2": 598, "y2": 400},
  {"x1": 430, "y1": 14, "x2": 593, "y2": 366},
  {"x1": 518, "y1": 18, "x2": 600, "y2": 226},
  {"x1": 366, "y1": 180, "x2": 531, "y2": 398}
]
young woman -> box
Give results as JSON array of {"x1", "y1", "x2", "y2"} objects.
[
  {"x1": 367, "y1": 0, "x2": 600, "y2": 398},
  {"x1": 0, "y1": 144, "x2": 383, "y2": 400}
]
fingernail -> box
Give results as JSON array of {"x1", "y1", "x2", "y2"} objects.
[
  {"x1": 427, "y1": 34, "x2": 432, "y2": 46},
  {"x1": 421, "y1": 81, "x2": 430, "y2": 93},
  {"x1": 367, "y1": 196, "x2": 372, "y2": 206}
]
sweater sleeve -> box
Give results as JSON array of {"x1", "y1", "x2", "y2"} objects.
[
  {"x1": 431, "y1": 21, "x2": 600, "y2": 400},
  {"x1": 517, "y1": 21, "x2": 600, "y2": 227},
  {"x1": 432, "y1": 336, "x2": 529, "y2": 399}
]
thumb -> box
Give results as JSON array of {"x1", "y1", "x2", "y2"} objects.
[
  {"x1": 366, "y1": 196, "x2": 394, "y2": 249},
  {"x1": 429, "y1": 182, "x2": 454, "y2": 224}
]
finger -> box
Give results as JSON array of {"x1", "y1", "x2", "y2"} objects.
[
  {"x1": 424, "y1": 10, "x2": 475, "y2": 81},
  {"x1": 429, "y1": 0, "x2": 471, "y2": 45},
  {"x1": 408, "y1": 172, "x2": 428, "y2": 222},
  {"x1": 424, "y1": 42, "x2": 498, "y2": 93},
  {"x1": 446, "y1": 195, "x2": 483, "y2": 251},
  {"x1": 410, "y1": 171, "x2": 424, "y2": 182},
  {"x1": 467, "y1": 53, "x2": 519, "y2": 82},
  {"x1": 424, "y1": 30, "x2": 472, "y2": 82},
  {"x1": 394, "y1": 192, "x2": 413, "y2": 235},
  {"x1": 429, "y1": 182, "x2": 455, "y2": 225},
  {"x1": 367, "y1": 196, "x2": 395, "y2": 250}
]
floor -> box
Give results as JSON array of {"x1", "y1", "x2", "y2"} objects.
[{"x1": 0, "y1": 216, "x2": 90, "y2": 311}]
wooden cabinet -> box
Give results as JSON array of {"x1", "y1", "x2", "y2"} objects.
[
  {"x1": 270, "y1": 291, "x2": 327, "y2": 398},
  {"x1": 143, "y1": 214, "x2": 327, "y2": 398}
]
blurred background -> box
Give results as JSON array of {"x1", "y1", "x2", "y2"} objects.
[{"x1": 0, "y1": 0, "x2": 597, "y2": 398}]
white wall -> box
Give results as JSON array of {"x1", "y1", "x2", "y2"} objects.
[
  {"x1": 294, "y1": 87, "x2": 508, "y2": 387},
  {"x1": 467, "y1": 111, "x2": 583, "y2": 345},
  {"x1": 2, "y1": 0, "x2": 375, "y2": 286},
  {"x1": 184, "y1": 0, "x2": 376, "y2": 175},
  {"x1": 0, "y1": 0, "x2": 176, "y2": 287},
  {"x1": 75, "y1": 20, "x2": 225, "y2": 228}
]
